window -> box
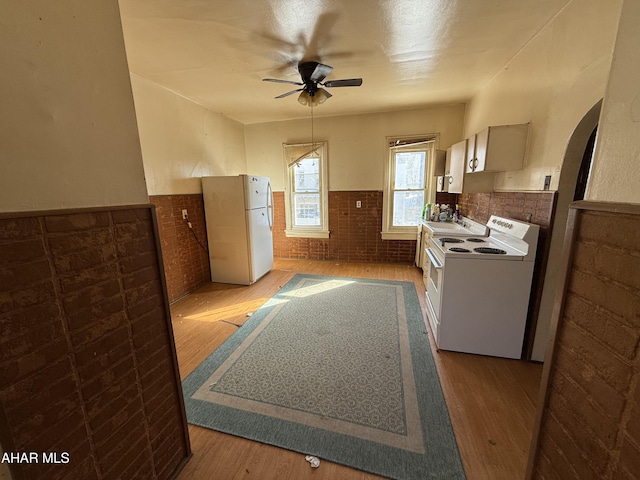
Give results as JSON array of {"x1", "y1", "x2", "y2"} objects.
[
  {"x1": 283, "y1": 142, "x2": 329, "y2": 238},
  {"x1": 382, "y1": 136, "x2": 436, "y2": 240}
]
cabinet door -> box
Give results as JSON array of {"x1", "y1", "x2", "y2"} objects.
[
  {"x1": 474, "y1": 127, "x2": 490, "y2": 172},
  {"x1": 438, "y1": 148, "x2": 452, "y2": 192},
  {"x1": 448, "y1": 140, "x2": 466, "y2": 193},
  {"x1": 467, "y1": 123, "x2": 528, "y2": 173},
  {"x1": 465, "y1": 134, "x2": 477, "y2": 173}
]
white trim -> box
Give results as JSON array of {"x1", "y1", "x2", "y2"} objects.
[
  {"x1": 381, "y1": 231, "x2": 418, "y2": 241},
  {"x1": 283, "y1": 142, "x2": 329, "y2": 238},
  {"x1": 381, "y1": 135, "x2": 438, "y2": 239},
  {"x1": 285, "y1": 229, "x2": 330, "y2": 239}
]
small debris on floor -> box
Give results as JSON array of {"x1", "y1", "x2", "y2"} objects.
[
  {"x1": 305, "y1": 455, "x2": 320, "y2": 468},
  {"x1": 246, "y1": 312, "x2": 253, "y2": 317},
  {"x1": 219, "y1": 319, "x2": 242, "y2": 328},
  {"x1": 488, "y1": 439, "x2": 497, "y2": 445}
]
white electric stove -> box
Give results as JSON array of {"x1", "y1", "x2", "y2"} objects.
[
  {"x1": 416, "y1": 216, "x2": 488, "y2": 276},
  {"x1": 424, "y1": 215, "x2": 540, "y2": 359}
]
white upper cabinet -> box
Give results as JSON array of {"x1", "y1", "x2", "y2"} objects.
[
  {"x1": 446, "y1": 140, "x2": 466, "y2": 193},
  {"x1": 465, "y1": 134, "x2": 476, "y2": 173},
  {"x1": 466, "y1": 123, "x2": 529, "y2": 173}
]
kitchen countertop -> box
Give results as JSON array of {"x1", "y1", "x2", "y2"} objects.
[{"x1": 420, "y1": 217, "x2": 488, "y2": 236}]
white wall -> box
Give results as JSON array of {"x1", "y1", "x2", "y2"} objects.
[
  {"x1": 461, "y1": 0, "x2": 624, "y2": 362},
  {"x1": 464, "y1": 0, "x2": 622, "y2": 193},
  {"x1": 587, "y1": 0, "x2": 640, "y2": 203},
  {"x1": 245, "y1": 105, "x2": 466, "y2": 192},
  {"x1": 130, "y1": 75, "x2": 247, "y2": 195},
  {"x1": 0, "y1": 0, "x2": 148, "y2": 212}
]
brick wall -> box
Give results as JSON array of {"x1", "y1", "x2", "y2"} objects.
[
  {"x1": 272, "y1": 191, "x2": 416, "y2": 264},
  {"x1": 0, "y1": 206, "x2": 189, "y2": 480},
  {"x1": 457, "y1": 191, "x2": 556, "y2": 227},
  {"x1": 528, "y1": 203, "x2": 640, "y2": 479},
  {"x1": 150, "y1": 195, "x2": 210, "y2": 303}
]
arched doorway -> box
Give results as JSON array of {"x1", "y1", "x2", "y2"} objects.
[
  {"x1": 574, "y1": 125, "x2": 598, "y2": 201},
  {"x1": 528, "y1": 100, "x2": 602, "y2": 361}
]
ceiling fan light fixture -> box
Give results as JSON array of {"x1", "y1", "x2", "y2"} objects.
[
  {"x1": 314, "y1": 89, "x2": 329, "y2": 105},
  {"x1": 297, "y1": 91, "x2": 311, "y2": 106},
  {"x1": 297, "y1": 89, "x2": 329, "y2": 107}
]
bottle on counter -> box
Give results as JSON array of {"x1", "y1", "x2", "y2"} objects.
[{"x1": 433, "y1": 204, "x2": 440, "y2": 222}]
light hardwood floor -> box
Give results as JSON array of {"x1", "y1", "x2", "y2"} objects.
[{"x1": 171, "y1": 259, "x2": 543, "y2": 480}]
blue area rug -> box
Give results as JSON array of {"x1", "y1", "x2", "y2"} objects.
[{"x1": 182, "y1": 274, "x2": 466, "y2": 479}]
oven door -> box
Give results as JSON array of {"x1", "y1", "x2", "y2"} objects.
[{"x1": 425, "y1": 246, "x2": 444, "y2": 321}]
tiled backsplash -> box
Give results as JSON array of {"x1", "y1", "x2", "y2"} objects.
[
  {"x1": 150, "y1": 195, "x2": 210, "y2": 302},
  {"x1": 457, "y1": 192, "x2": 556, "y2": 227},
  {"x1": 273, "y1": 191, "x2": 416, "y2": 264}
]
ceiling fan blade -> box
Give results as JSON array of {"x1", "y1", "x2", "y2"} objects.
[
  {"x1": 323, "y1": 78, "x2": 363, "y2": 88},
  {"x1": 263, "y1": 78, "x2": 303, "y2": 86},
  {"x1": 309, "y1": 62, "x2": 333, "y2": 82},
  {"x1": 275, "y1": 88, "x2": 303, "y2": 99},
  {"x1": 318, "y1": 88, "x2": 332, "y2": 99}
]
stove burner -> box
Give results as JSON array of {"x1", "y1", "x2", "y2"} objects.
[
  {"x1": 439, "y1": 237, "x2": 464, "y2": 244},
  {"x1": 466, "y1": 238, "x2": 486, "y2": 243},
  {"x1": 474, "y1": 247, "x2": 507, "y2": 255},
  {"x1": 449, "y1": 247, "x2": 471, "y2": 253}
]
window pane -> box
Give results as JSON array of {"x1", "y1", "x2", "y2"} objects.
[
  {"x1": 294, "y1": 157, "x2": 319, "y2": 193},
  {"x1": 394, "y1": 152, "x2": 425, "y2": 190},
  {"x1": 294, "y1": 193, "x2": 320, "y2": 226},
  {"x1": 392, "y1": 191, "x2": 424, "y2": 226}
]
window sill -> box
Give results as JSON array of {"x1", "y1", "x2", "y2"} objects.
[
  {"x1": 381, "y1": 231, "x2": 418, "y2": 241},
  {"x1": 285, "y1": 229, "x2": 330, "y2": 239}
]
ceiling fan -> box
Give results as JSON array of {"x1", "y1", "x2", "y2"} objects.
[{"x1": 263, "y1": 61, "x2": 362, "y2": 106}]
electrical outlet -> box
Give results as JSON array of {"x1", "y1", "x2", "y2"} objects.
[
  {"x1": 356, "y1": 201, "x2": 361, "y2": 208},
  {"x1": 543, "y1": 176, "x2": 551, "y2": 191},
  {"x1": 182, "y1": 209, "x2": 188, "y2": 219}
]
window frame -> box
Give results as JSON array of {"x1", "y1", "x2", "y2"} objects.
[
  {"x1": 382, "y1": 135, "x2": 437, "y2": 240},
  {"x1": 283, "y1": 141, "x2": 329, "y2": 238}
]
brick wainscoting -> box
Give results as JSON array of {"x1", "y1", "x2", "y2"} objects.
[
  {"x1": 0, "y1": 206, "x2": 190, "y2": 480},
  {"x1": 272, "y1": 191, "x2": 416, "y2": 264},
  {"x1": 150, "y1": 195, "x2": 210, "y2": 303},
  {"x1": 527, "y1": 202, "x2": 640, "y2": 479}
]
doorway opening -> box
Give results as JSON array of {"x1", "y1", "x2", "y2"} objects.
[
  {"x1": 574, "y1": 125, "x2": 598, "y2": 201},
  {"x1": 527, "y1": 100, "x2": 602, "y2": 361}
]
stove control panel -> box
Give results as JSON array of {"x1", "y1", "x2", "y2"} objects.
[
  {"x1": 492, "y1": 218, "x2": 514, "y2": 229},
  {"x1": 488, "y1": 215, "x2": 536, "y2": 241}
]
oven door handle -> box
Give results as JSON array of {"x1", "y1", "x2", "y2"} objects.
[{"x1": 426, "y1": 248, "x2": 443, "y2": 269}]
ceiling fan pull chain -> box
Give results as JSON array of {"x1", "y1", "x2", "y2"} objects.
[{"x1": 311, "y1": 104, "x2": 316, "y2": 162}]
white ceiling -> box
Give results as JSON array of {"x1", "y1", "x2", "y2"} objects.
[{"x1": 118, "y1": 0, "x2": 571, "y2": 125}]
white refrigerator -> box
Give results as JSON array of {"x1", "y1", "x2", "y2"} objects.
[{"x1": 201, "y1": 175, "x2": 274, "y2": 285}]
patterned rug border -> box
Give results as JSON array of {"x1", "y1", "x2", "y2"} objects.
[{"x1": 182, "y1": 274, "x2": 466, "y2": 479}]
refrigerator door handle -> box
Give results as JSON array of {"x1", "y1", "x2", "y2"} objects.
[{"x1": 267, "y1": 181, "x2": 274, "y2": 231}]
